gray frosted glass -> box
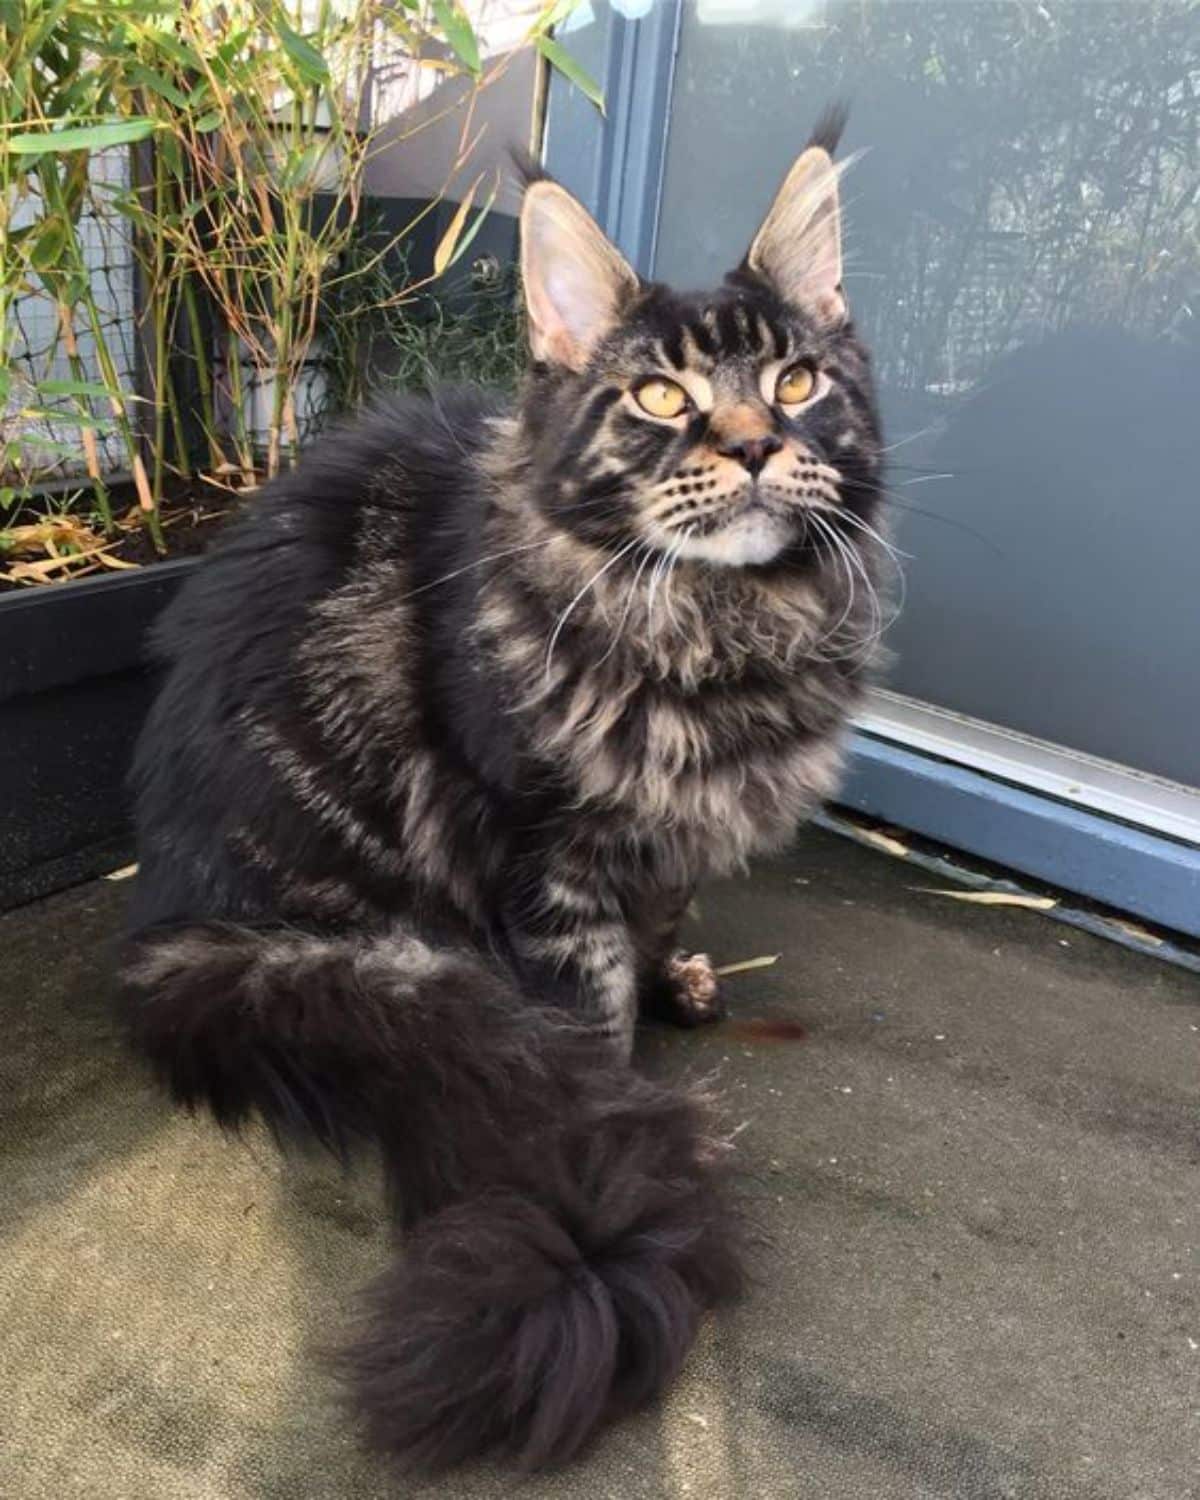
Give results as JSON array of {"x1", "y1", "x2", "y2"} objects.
[{"x1": 656, "y1": 0, "x2": 1200, "y2": 788}]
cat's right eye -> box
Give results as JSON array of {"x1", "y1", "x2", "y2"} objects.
[
  {"x1": 633, "y1": 378, "x2": 691, "y2": 420},
  {"x1": 775, "y1": 364, "x2": 817, "y2": 406}
]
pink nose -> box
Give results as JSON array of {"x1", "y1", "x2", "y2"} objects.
[{"x1": 717, "y1": 434, "x2": 783, "y2": 476}]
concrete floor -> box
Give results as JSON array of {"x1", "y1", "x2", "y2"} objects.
[{"x1": 2, "y1": 828, "x2": 1197, "y2": 1500}]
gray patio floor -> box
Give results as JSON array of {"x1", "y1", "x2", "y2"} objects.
[{"x1": 2, "y1": 827, "x2": 1197, "y2": 1500}]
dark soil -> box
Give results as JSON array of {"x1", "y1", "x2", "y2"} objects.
[
  {"x1": 120, "y1": 499, "x2": 233, "y2": 567},
  {"x1": 0, "y1": 480, "x2": 239, "y2": 595}
]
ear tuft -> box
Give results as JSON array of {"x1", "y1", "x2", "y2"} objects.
[
  {"x1": 746, "y1": 146, "x2": 845, "y2": 326},
  {"x1": 509, "y1": 143, "x2": 549, "y2": 191},
  {"x1": 806, "y1": 100, "x2": 849, "y2": 157},
  {"x1": 520, "y1": 180, "x2": 639, "y2": 370}
]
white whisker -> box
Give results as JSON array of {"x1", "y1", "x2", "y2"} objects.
[
  {"x1": 807, "y1": 511, "x2": 858, "y2": 645},
  {"x1": 825, "y1": 506, "x2": 913, "y2": 565},
  {"x1": 595, "y1": 543, "x2": 655, "y2": 668},
  {"x1": 897, "y1": 471, "x2": 955, "y2": 488},
  {"x1": 879, "y1": 425, "x2": 940, "y2": 455},
  {"x1": 544, "y1": 537, "x2": 642, "y2": 679},
  {"x1": 819, "y1": 518, "x2": 902, "y2": 662},
  {"x1": 660, "y1": 529, "x2": 691, "y2": 632},
  {"x1": 399, "y1": 538, "x2": 549, "y2": 603},
  {"x1": 825, "y1": 514, "x2": 908, "y2": 628},
  {"x1": 645, "y1": 542, "x2": 672, "y2": 637}
]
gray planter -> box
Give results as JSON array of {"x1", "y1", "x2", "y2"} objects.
[{"x1": 0, "y1": 559, "x2": 197, "y2": 910}]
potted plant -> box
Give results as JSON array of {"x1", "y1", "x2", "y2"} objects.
[{"x1": 0, "y1": 0, "x2": 596, "y2": 908}]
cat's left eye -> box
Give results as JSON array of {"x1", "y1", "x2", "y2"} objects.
[
  {"x1": 775, "y1": 364, "x2": 817, "y2": 406},
  {"x1": 633, "y1": 378, "x2": 690, "y2": 420}
]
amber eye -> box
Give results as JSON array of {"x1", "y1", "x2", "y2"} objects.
[
  {"x1": 633, "y1": 377, "x2": 690, "y2": 420},
  {"x1": 775, "y1": 364, "x2": 816, "y2": 406}
]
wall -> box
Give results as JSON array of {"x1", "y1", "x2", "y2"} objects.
[{"x1": 365, "y1": 0, "x2": 545, "y2": 218}]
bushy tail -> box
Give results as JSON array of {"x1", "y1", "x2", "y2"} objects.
[{"x1": 121, "y1": 924, "x2": 743, "y2": 1471}]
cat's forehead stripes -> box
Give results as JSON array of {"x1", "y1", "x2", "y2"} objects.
[{"x1": 626, "y1": 295, "x2": 797, "y2": 378}]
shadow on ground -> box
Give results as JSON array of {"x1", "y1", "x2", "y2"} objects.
[{"x1": 2, "y1": 828, "x2": 1197, "y2": 1499}]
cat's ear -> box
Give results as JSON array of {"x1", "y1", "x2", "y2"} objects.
[
  {"x1": 520, "y1": 181, "x2": 639, "y2": 369},
  {"x1": 745, "y1": 146, "x2": 845, "y2": 326}
]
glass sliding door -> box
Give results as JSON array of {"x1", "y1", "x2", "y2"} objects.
[{"x1": 653, "y1": 0, "x2": 1200, "y2": 817}]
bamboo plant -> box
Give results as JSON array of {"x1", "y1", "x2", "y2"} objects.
[{"x1": 1, "y1": 0, "x2": 598, "y2": 581}]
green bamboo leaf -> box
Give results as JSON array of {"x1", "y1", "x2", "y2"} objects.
[
  {"x1": 535, "y1": 34, "x2": 603, "y2": 112},
  {"x1": 129, "y1": 64, "x2": 189, "y2": 109},
  {"x1": 156, "y1": 34, "x2": 205, "y2": 73},
  {"x1": 277, "y1": 18, "x2": 331, "y2": 86},
  {"x1": 12, "y1": 434, "x2": 79, "y2": 456},
  {"x1": 535, "y1": 0, "x2": 580, "y2": 32},
  {"x1": 29, "y1": 217, "x2": 69, "y2": 271},
  {"x1": 23, "y1": 407, "x2": 113, "y2": 429},
  {"x1": 215, "y1": 27, "x2": 253, "y2": 69},
  {"x1": 193, "y1": 110, "x2": 222, "y2": 133},
  {"x1": 8, "y1": 118, "x2": 158, "y2": 154},
  {"x1": 155, "y1": 130, "x2": 182, "y2": 176},
  {"x1": 62, "y1": 149, "x2": 91, "y2": 218},
  {"x1": 36, "y1": 378, "x2": 117, "y2": 400},
  {"x1": 282, "y1": 141, "x2": 326, "y2": 190},
  {"x1": 432, "y1": 0, "x2": 481, "y2": 77}
]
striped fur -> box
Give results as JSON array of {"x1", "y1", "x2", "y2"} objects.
[{"x1": 123, "y1": 114, "x2": 884, "y2": 1471}]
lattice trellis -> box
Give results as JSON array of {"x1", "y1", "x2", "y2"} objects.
[{"x1": 5, "y1": 146, "x2": 139, "y2": 484}]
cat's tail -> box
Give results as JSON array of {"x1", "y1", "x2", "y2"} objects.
[{"x1": 120, "y1": 923, "x2": 743, "y2": 1471}]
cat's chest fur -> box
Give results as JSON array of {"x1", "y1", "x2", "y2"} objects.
[
  {"x1": 292, "y1": 502, "x2": 872, "y2": 920},
  {"x1": 473, "y1": 558, "x2": 858, "y2": 879},
  {"x1": 537, "y1": 670, "x2": 844, "y2": 876}
]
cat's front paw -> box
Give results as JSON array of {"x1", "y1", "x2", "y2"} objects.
[{"x1": 642, "y1": 951, "x2": 725, "y2": 1028}]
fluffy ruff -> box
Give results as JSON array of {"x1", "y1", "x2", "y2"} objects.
[{"x1": 121, "y1": 924, "x2": 743, "y2": 1471}]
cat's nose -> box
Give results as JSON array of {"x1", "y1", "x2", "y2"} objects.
[{"x1": 717, "y1": 433, "x2": 783, "y2": 477}]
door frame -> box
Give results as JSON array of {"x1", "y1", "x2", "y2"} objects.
[{"x1": 542, "y1": 0, "x2": 681, "y2": 275}]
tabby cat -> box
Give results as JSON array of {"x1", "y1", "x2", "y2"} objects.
[{"x1": 122, "y1": 109, "x2": 886, "y2": 1471}]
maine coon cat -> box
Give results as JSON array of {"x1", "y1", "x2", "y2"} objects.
[{"x1": 122, "y1": 109, "x2": 886, "y2": 1472}]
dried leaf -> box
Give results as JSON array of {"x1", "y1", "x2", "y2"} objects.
[
  {"x1": 104, "y1": 864, "x2": 139, "y2": 882},
  {"x1": 95, "y1": 551, "x2": 141, "y2": 571},
  {"x1": 916, "y1": 888, "x2": 1058, "y2": 911},
  {"x1": 856, "y1": 827, "x2": 910, "y2": 858},
  {"x1": 4, "y1": 542, "x2": 123, "y2": 582},
  {"x1": 433, "y1": 173, "x2": 484, "y2": 276},
  {"x1": 1105, "y1": 917, "x2": 1164, "y2": 948},
  {"x1": 715, "y1": 954, "x2": 781, "y2": 977},
  {"x1": 3, "y1": 516, "x2": 99, "y2": 557}
]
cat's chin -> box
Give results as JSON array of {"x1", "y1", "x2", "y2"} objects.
[{"x1": 670, "y1": 510, "x2": 794, "y2": 568}]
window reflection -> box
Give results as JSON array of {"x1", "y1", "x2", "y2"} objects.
[{"x1": 657, "y1": 0, "x2": 1199, "y2": 786}]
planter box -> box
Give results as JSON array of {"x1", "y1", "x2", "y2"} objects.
[{"x1": 0, "y1": 559, "x2": 197, "y2": 910}]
